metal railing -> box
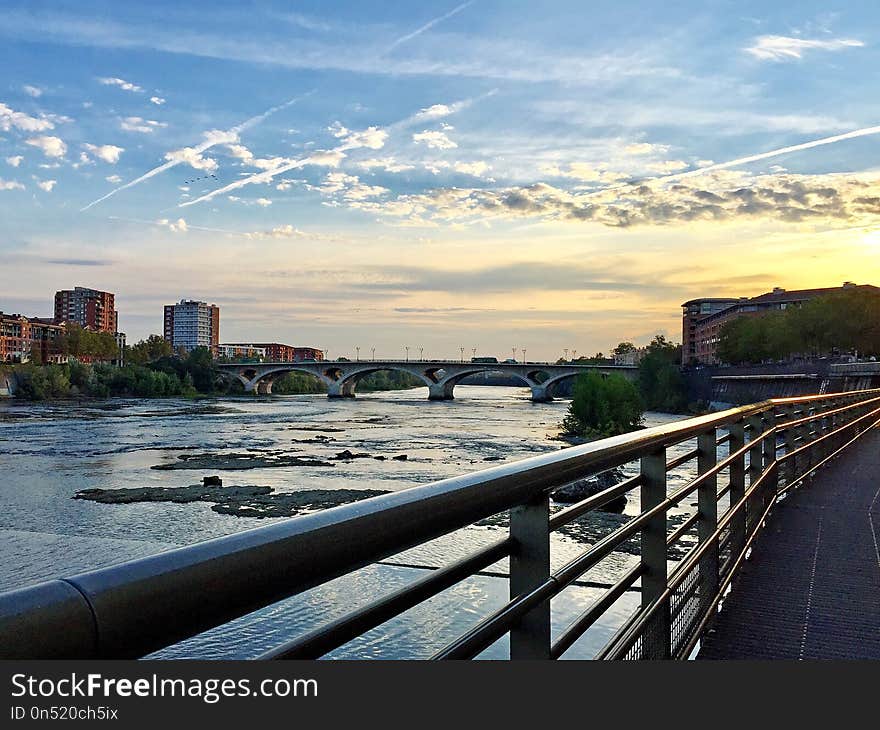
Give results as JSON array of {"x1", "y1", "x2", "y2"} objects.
[{"x1": 1, "y1": 389, "x2": 879, "y2": 660}]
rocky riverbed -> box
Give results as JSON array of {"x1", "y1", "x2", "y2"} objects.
[{"x1": 75, "y1": 484, "x2": 388, "y2": 518}]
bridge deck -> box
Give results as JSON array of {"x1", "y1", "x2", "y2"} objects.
[{"x1": 699, "y1": 428, "x2": 880, "y2": 660}]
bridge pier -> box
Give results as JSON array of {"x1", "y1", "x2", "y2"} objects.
[
  {"x1": 530, "y1": 385, "x2": 552, "y2": 403},
  {"x1": 256, "y1": 380, "x2": 273, "y2": 395},
  {"x1": 428, "y1": 382, "x2": 454, "y2": 400},
  {"x1": 327, "y1": 381, "x2": 356, "y2": 398}
]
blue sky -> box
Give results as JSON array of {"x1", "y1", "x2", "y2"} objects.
[{"x1": 2, "y1": 0, "x2": 879, "y2": 358}]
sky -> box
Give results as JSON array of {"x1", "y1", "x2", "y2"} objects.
[{"x1": 2, "y1": 0, "x2": 879, "y2": 360}]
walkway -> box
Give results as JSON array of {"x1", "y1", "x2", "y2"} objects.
[{"x1": 699, "y1": 428, "x2": 880, "y2": 659}]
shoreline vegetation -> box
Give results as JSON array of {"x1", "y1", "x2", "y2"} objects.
[{"x1": 560, "y1": 335, "x2": 694, "y2": 440}]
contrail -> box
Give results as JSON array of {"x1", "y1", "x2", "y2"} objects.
[
  {"x1": 108, "y1": 216, "x2": 244, "y2": 235},
  {"x1": 386, "y1": 2, "x2": 473, "y2": 52},
  {"x1": 577, "y1": 123, "x2": 880, "y2": 200},
  {"x1": 80, "y1": 91, "x2": 313, "y2": 211},
  {"x1": 670, "y1": 124, "x2": 880, "y2": 181}
]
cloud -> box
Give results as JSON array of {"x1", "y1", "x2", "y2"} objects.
[
  {"x1": 22, "y1": 84, "x2": 42, "y2": 97},
  {"x1": 386, "y1": 1, "x2": 474, "y2": 52},
  {"x1": 156, "y1": 217, "x2": 188, "y2": 232},
  {"x1": 625, "y1": 142, "x2": 669, "y2": 155},
  {"x1": 180, "y1": 123, "x2": 386, "y2": 208},
  {"x1": 245, "y1": 224, "x2": 308, "y2": 239},
  {"x1": 745, "y1": 35, "x2": 864, "y2": 61},
  {"x1": 120, "y1": 116, "x2": 167, "y2": 133},
  {"x1": 343, "y1": 168, "x2": 880, "y2": 231},
  {"x1": 225, "y1": 143, "x2": 254, "y2": 163},
  {"x1": 44, "y1": 258, "x2": 108, "y2": 266},
  {"x1": 357, "y1": 157, "x2": 415, "y2": 173},
  {"x1": 149, "y1": 96, "x2": 165, "y2": 105},
  {"x1": 105, "y1": 174, "x2": 122, "y2": 183},
  {"x1": 0, "y1": 102, "x2": 54, "y2": 132},
  {"x1": 165, "y1": 144, "x2": 219, "y2": 172},
  {"x1": 97, "y1": 76, "x2": 143, "y2": 92},
  {"x1": 5, "y1": 155, "x2": 23, "y2": 167},
  {"x1": 36, "y1": 179, "x2": 56, "y2": 192},
  {"x1": 413, "y1": 129, "x2": 457, "y2": 149},
  {"x1": 83, "y1": 143, "x2": 124, "y2": 163},
  {"x1": 25, "y1": 135, "x2": 66, "y2": 157},
  {"x1": 0, "y1": 178, "x2": 25, "y2": 190},
  {"x1": 81, "y1": 92, "x2": 311, "y2": 211}
]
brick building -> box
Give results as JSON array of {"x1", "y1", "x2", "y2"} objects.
[
  {"x1": 228, "y1": 343, "x2": 324, "y2": 362},
  {"x1": 0, "y1": 312, "x2": 65, "y2": 363},
  {"x1": 54, "y1": 287, "x2": 117, "y2": 333},
  {"x1": 682, "y1": 282, "x2": 879, "y2": 365}
]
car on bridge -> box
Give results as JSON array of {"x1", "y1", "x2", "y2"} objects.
[{"x1": 471, "y1": 356, "x2": 498, "y2": 363}]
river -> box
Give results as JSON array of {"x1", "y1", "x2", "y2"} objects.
[{"x1": 0, "y1": 386, "x2": 699, "y2": 659}]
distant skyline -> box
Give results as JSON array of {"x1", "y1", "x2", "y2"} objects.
[{"x1": 2, "y1": 0, "x2": 879, "y2": 359}]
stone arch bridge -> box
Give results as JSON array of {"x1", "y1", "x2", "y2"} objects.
[{"x1": 216, "y1": 360, "x2": 638, "y2": 402}]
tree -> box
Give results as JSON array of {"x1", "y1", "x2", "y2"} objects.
[
  {"x1": 612, "y1": 342, "x2": 636, "y2": 357},
  {"x1": 638, "y1": 335, "x2": 687, "y2": 412},
  {"x1": 562, "y1": 372, "x2": 643, "y2": 437},
  {"x1": 127, "y1": 335, "x2": 172, "y2": 365}
]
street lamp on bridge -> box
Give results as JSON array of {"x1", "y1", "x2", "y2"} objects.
[
  {"x1": 460, "y1": 346, "x2": 464, "y2": 363},
  {"x1": 356, "y1": 346, "x2": 360, "y2": 361},
  {"x1": 564, "y1": 348, "x2": 569, "y2": 361},
  {"x1": 371, "y1": 347, "x2": 376, "y2": 361},
  {"x1": 419, "y1": 347, "x2": 424, "y2": 361},
  {"x1": 405, "y1": 346, "x2": 410, "y2": 362},
  {"x1": 522, "y1": 349, "x2": 527, "y2": 363},
  {"x1": 512, "y1": 347, "x2": 517, "y2": 362}
]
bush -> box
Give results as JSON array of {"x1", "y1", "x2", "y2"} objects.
[{"x1": 562, "y1": 372, "x2": 643, "y2": 437}]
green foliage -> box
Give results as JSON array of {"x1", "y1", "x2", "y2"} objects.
[
  {"x1": 638, "y1": 335, "x2": 688, "y2": 413},
  {"x1": 356, "y1": 370, "x2": 424, "y2": 392},
  {"x1": 562, "y1": 372, "x2": 644, "y2": 437},
  {"x1": 272, "y1": 371, "x2": 326, "y2": 395},
  {"x1": 612, "y1": 341, "x2": 636, "y2": 357},
  {"x1": 59, "y1": 323, "x2": 118, "y2": 360},
  {"x1": 127, "y1": 335, "x2": 173, "y2": 365},
  {"x1": 716, "y1": 289, "x2": 880, "y2": 364},
  {"x1": 15, "y1": 363, "x2": 71, "y2": 400}
]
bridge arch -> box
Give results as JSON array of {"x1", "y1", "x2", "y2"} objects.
[
  {"x1": 335, "y1": 365, "x2": 435, "y2": 398},
  {"x1": 431, "y1": 367, "x2": 543, "y2": 401}
]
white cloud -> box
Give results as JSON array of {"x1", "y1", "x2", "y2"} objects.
[
  {"x1": 745, "y1": 35, "x2": 864, "y2": 61},
  {"x1": 357, "y1": 157, "x2": 416, "y2": 173},
  {"x1": 106, "y1": 174, "x2": 122, "y2": 183},
  {"x1": 150, "y1": 96, "x2": 165, "y2": 105},
  {"x1": 452, "y1": 160, "x2": 490, "y2": 177},
  {"x1": 625, "y1": 142, "x2": 670, "y2": 155},
  {"x1": 22, "y1": 85, "x2": 42, "y2": 98},
  {"x1": 98, "y1": 76, "x2": 143, "y2": 92},
  {"x1": 164, "y1": 145, "x2": 218, "y2": 172},
  {"x1": 339, "y1": 126, "x2": 388, "y2": 150},
  {"x1": 25, "y1": 135, "x2": 66, "y2": 158},
  {"x1": 225, "y1": 143, "x2": 254, "y2": 162},
  {"x1": 83, "y1": 143, "x2": 124, "y2": 164},
  {"x1": 36, "y1": 179, "x2": 56, "y2": 192},
  {"x1": 328, "y1": 121, "x2": 350, "y2": 138},
  {"x1": 644, "y1": 159, "x2": 689, "y2": 174},
  {"x1": 0, "y1": 178, "x2": 24, "y2": 191},
  {"x1": 244, "y1": 224, "x2": 307, "y2": 239},
  {"x1": 0, "y1": 102, "x2": 54, "y2": 132},
  {"x1": 5, "y1": 155, "x2": 23, "y2": 167},
  {"x1": 157, "y1": 217, "x2": 188, "y2": 232},
  {"x1": 413, "y1": 129, "x2": 457, "y2": 150},
  {"x1": 256, "y1": 197, "x2": 272, "y2": 207},
  {"x1": 120, "y1": 116, "x2": 167, "y2": 133}
]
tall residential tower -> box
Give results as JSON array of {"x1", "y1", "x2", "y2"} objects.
[{"x1": 163, "y1": 300, "x2": 220, "y2": 354}]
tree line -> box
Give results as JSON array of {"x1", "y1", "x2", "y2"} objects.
[{"x1": 716, "y1": 288, "x2": 880, "y2": 365}]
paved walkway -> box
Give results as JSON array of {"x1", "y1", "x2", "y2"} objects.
[{"x1": 699, "y1": 427, "x2": 880, "y2": 659}]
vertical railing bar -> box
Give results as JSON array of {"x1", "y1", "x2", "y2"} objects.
[
  {"x1": 640, "y1": 447, "x2": 669, "y2": 659},
  {"x1": 508, "y1": 494, "x2": 551, "y2": 659}
]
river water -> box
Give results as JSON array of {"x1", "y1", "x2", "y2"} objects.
[{"x1": 0, "y1": 386, "x2": 699, "y2": 659}]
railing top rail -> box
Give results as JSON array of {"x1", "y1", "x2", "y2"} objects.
[{"x1": 1, "y1": 387, "x2": 876, "y2": 659}]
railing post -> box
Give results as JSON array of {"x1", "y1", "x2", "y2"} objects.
[
  {"x1": 746, "y1": 413, "x2": 765, "y2": 535},
  {"x1": 640, "y1": 447, "x2": 669, "y2": 659},
  {"x1": 697, "y1": 429, "x2": 718, "y2": 613},
  {"x1": 762, "y1": 410, "x2": 778, "y2": 506},
  {"x1": 508, "y1": 494, "x2": 551, "y2": 659},
  {"x1": 784, "y1": 404, "x2": 799, "y2": 488},
  {"x1": 728, "y1": 420, "x2": 746, "y2": 559}
]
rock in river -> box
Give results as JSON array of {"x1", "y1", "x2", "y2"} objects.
[
  {"x1": 75, "y1": 484, "x2": 388, "y2": 518},
  {"x1": 550, "y1": 468, "x2": 627, "y2": 513}
]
